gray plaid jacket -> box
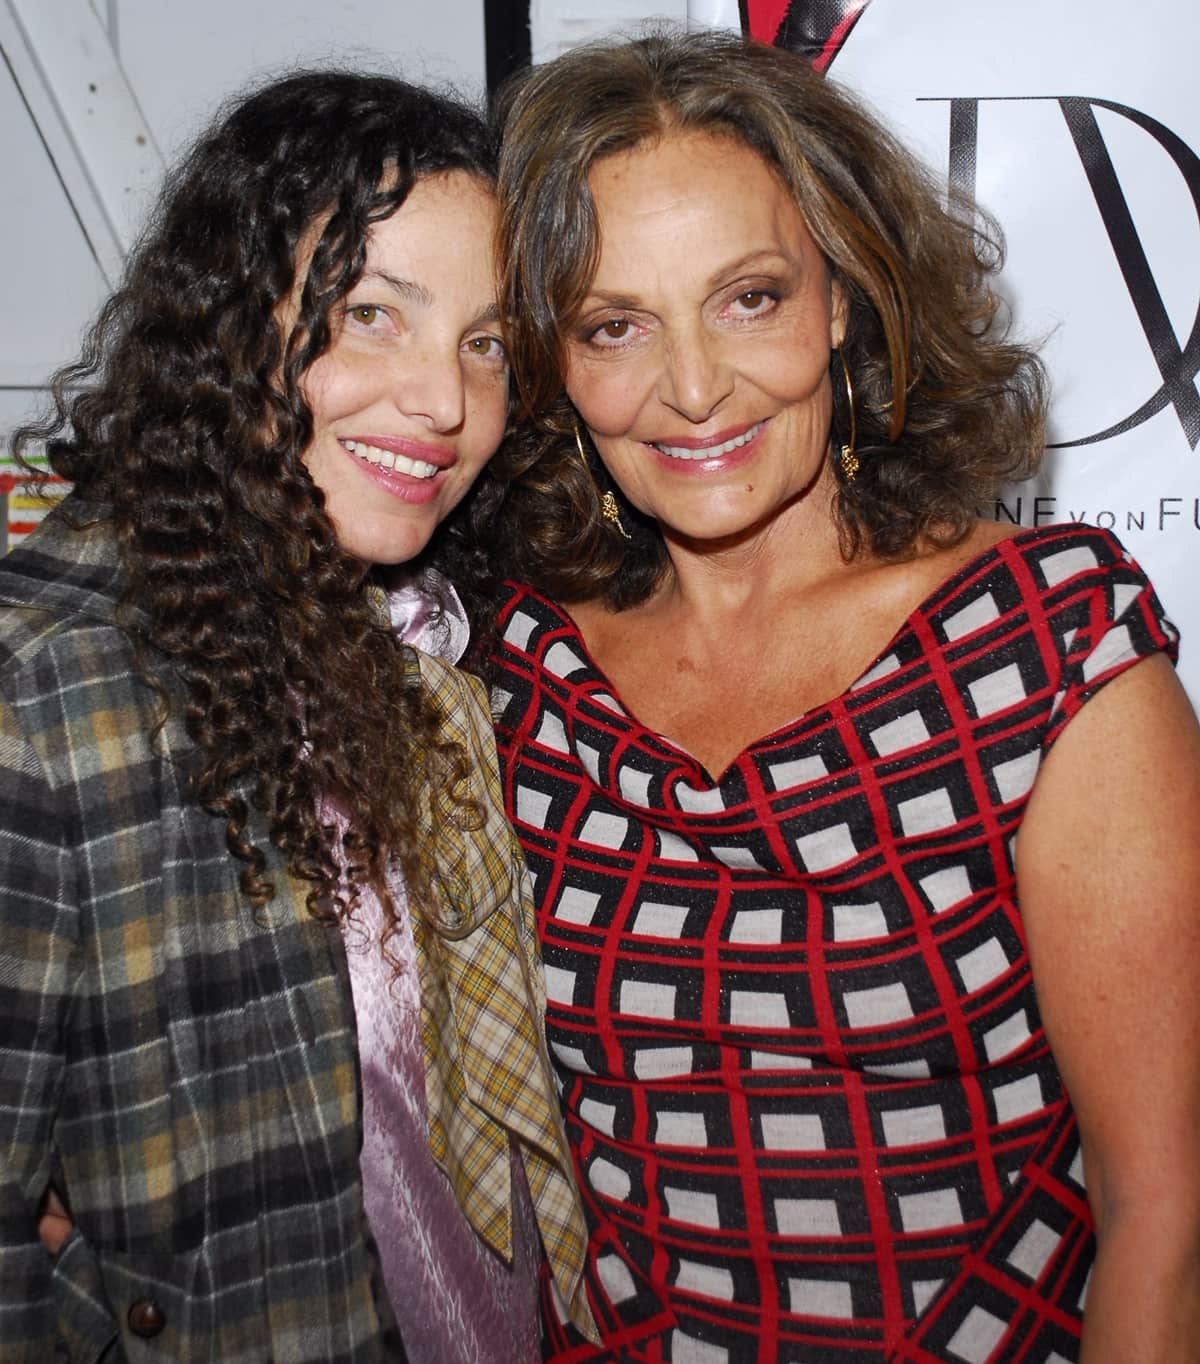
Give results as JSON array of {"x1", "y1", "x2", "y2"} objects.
[{"x1": 0, "y1": 505, "x2": 592, "y2": 1362}]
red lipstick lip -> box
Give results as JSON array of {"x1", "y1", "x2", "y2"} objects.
[
  {"x1": 340, "y1": 435, "x2": 456, "y2": 469},
  {"x1": 648, "y1": 419, "x2": 766, "y2": 451}
]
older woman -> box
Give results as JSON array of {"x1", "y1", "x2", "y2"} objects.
[
  {"x1": 481, "y1": 30, "x2": 1200, "y2": 1363},
  {"x1": 0, "y1": 72, "x2": 594, "y2": 1360}
]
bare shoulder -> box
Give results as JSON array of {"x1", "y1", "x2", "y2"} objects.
[
  {"x1": 562, "y1": 596, "x2": 610, "y2": 638},
  {"x1": 964, "y1": 517, "x2": 1029, "y2": 552},
  {"x1": 928, "y1": 516, "x2": 1027, "y2": 572},
  {"x1": 854, "y1": 518, "x2": 1026, "y2": 622}
]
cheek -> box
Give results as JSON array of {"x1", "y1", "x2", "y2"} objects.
[
  {"x1": 465, "y1": 372, "x2": 511, "y2": 460},
  {"x1": 300, "y1": 353, "x2": 349, "y2": 429},
  {"x1": 566, "y1": 362, "x2": 649, "y2": 437},
  {"x1": 751, "y1": 333, "x2": 832, "y2": 405}
]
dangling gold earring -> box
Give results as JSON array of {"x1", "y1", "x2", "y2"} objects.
[
  {"x1": 835, "y1": 348, "x2": 859, "y2": 482},
  {"x1": 574, "y1": 423, "x2": 631, "y2": 540}
]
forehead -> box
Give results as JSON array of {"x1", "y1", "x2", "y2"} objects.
[
  {"x1": 584, "y1": 130, "x2": 817, "y2": 278},
  {"x1": 589, "y1": 127, "x2": 779, "y2": 188},
  {"x1": 294, "y1": 171, "x2": 497, "y2": 284},
  {"x1": 361, "y1": 171, "x2": 496, "y2": 261}
]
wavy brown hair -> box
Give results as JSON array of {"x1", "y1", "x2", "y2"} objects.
[
  {"x1": 485, "y1": 28, "x2": 1047, "y2": 609},
  {"x1": 12, "y1": 71, "x2": 497, "y2": 927}
]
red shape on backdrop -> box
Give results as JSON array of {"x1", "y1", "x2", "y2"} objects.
[
  {"x1": 743, "y1": 0, "x2": 792, "y2": 43},
  {"x1": 742, "y1": 0, "x2": 872, "y2": 72}
]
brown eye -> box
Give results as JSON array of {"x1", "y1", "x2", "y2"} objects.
[
  {"x1": 350, "y1": 304, "x2": 381, "y2": 325},
  {"x1": 601, "y1": 319, "x2": 629, "y2": 339},
  {"x1": 739, "y1": 291, "x2": 767, "y2": 310},
  {"x1": 466, "y1": 335, "x2": 505, "y2": 358}
]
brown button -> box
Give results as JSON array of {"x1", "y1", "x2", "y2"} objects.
[{"x1": 127, "y1": 1299, "x2": 166, "y2": 1338}]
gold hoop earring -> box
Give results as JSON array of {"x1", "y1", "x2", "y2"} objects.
[
  {"x1": 835, "y1": 349, "x2": 859, "y2": 482},
  {"x1": 574, "y1": 423, "x2": 631, "y2": 540}
]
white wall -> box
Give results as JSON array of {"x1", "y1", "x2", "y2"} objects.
[
  {"x1": 114, "y1": 0, "x2": 488, "y2": 161},
  {"x1": 0, "y1": 0, "x2": 487, "y2": 463},
  {"x1": 531, "y1": 0, "x2": 686, "y2": 65}
]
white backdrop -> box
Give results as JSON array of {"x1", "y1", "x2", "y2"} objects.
[{"x1": 825, "y1": 0, "x2": 1199, "y2": 703}]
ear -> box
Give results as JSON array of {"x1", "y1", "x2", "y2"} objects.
[{"x1": 829, "y1": 277, "x2": 849, "y2": 350}]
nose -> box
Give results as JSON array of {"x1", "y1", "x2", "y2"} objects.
[
  {"x1": 399, "y1": 342, "x2": 466, "y2": 433},
  {"x1": 658, "y1": 323, "x2": 733, "y2": 424}
]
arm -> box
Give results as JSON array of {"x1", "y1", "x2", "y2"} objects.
[
  {"x1": 1018, "y1": 653, "x2": 1200, "y2": 1362},
  {"x1": 0, "y1": 694, "x2": 78, "y2": 1359},
  {"x1": 36, "y1": 1187, "x2": 72, "y2": 1254}
]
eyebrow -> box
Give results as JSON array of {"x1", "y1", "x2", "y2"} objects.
[
  {"x1": 582, "y1": 250, "x2": 797, "y2": 309},
  {"x1": 358, "y1": 269, "x2": 500, "y2": 330},
  {"x1": 579, "y1": 291, "x2": 644, "y2": 311},
  {"x1": 361, "y1": 268, "x2": 434, "y2": 307},
  {"x1": 470, "y1": 302, "x2": 502, "y2": 328},
  {"x1": 710, "y1": 248, "x2": 796, "y2": 282}
]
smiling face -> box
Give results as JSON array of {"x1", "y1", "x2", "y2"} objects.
[
  {"x1": 298, "y1": 171, "x2": 508, "y2": 568},
  {"x1": 565, "y1": 130, "x2": 846, "y2": 552}
]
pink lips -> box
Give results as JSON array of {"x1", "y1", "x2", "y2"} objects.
[
  {"x1": 647, "y1": 418, "x2": 769, "y2": 471},
  {"x1": 343, "y1": 435, "x2": 456, "y2": 467},
  {"x1": 339, "y1": 434, "x2": 457, "y2": 505}
]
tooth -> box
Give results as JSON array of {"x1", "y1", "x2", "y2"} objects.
[
  {"x1": 658, "y1": 422, "x2": 760, "y2": 460},
  {"x1": 345, "y1": 441, "x2": 441, "y2": 477}
]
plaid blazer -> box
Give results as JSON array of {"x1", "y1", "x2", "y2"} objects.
[{"x1": 0, "y1": 504, "x2": 593, "y2": 1362}]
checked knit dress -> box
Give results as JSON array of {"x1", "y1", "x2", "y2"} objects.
[{"x1": 491, "y1": 524, "x2": 1178, "y2": 1363}]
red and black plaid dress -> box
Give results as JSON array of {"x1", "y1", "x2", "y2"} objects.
[{"x1": 492, "y1": 525, "x2": 1177, "y2": 1363}]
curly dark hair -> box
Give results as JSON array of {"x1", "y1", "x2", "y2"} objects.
[
  {"x1": 484, "y1": 28, "x2": 1048, "y2": 610},
  {"x1": 11, "y1": 70, "x2": 498, "y2": 927}
]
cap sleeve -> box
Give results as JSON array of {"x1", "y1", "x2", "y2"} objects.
[{"x1": 1043, "y1": 530, "x2": 1180, "y2": 749}]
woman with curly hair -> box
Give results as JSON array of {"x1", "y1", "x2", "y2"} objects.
[
  {"x1": 0, "y1": 72, "x2": 594, "y2": 1361},
  {"x1": 482, "y1": 30, "x2": 1200, "y2": 1362}
]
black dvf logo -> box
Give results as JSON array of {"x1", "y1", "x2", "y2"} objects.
[{"x1": 923, "y1": 96, "x2": 1200, "y2": 450}]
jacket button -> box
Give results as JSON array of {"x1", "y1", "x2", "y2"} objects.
[{"x1": 127, "y1": 1299, "x2": 166, "y2": 1338}]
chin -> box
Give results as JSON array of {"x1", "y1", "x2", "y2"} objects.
[
  {"x1": 669, "y1": 510, "x2": 769, "y2": 544},
  {"x1": 362, "y1": 541, "x2": 432, "y2": 568},
  {"x1": 333, "y1": 515, "x2": 438, "y2": 569}
]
